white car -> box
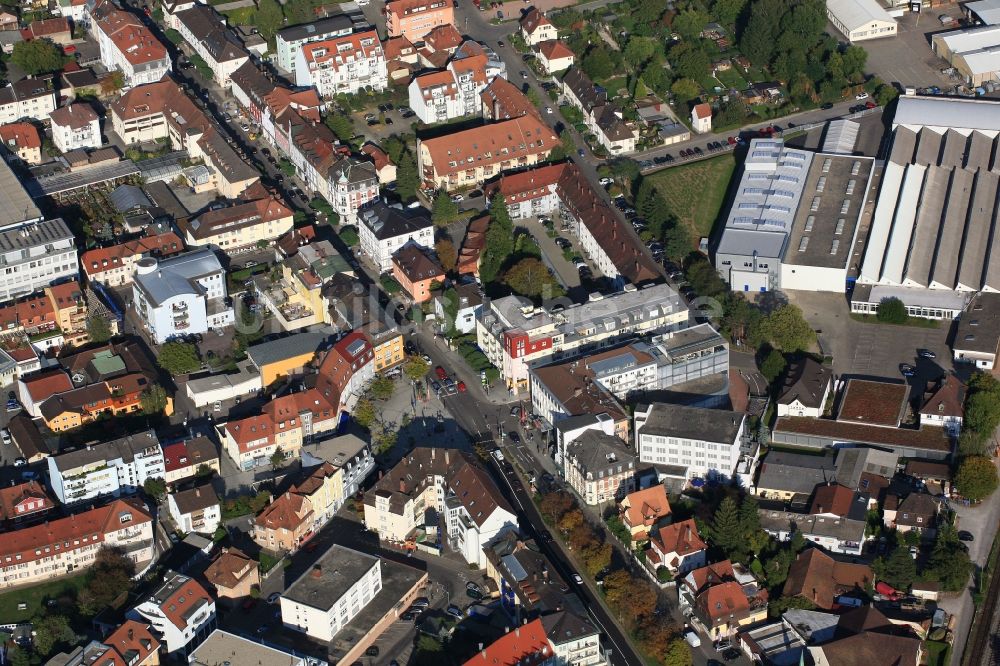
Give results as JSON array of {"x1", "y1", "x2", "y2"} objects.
[
  {"x1": 450, "y1": 194, "x2": 464, "y2": 203},
  {"x1": 855, "y1": 92, "x2": 869, "y2": 100},
  {"x1": 0, "y1": 429, "x2": 10, "y2": 445},
  {"x1": 213, "y1": 401, "x2": 222, "y2": 412},
  {"x1": 545, "y1": 106, "x2": 553, "y2": 114},
  {"x1": 572, "y1": 574, "x2": 583, "y2": 585},
  {"x1": 599, "y1": 177, "x2": 613, "y2": 186},
  {"x1": 684, "y1": 631, "x2": 701, "y2": 648}
]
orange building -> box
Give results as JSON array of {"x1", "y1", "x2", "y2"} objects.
[
  {"x1": 392, "y1": 244, "x2": 444, "y2": 304},
  {"x1": 385, "y1": 0, "x2": 454, "y2": 42}
]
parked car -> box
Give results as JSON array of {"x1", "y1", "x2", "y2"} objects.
[
  {"x1": 959, "y1": 530, "x2": 975, "y2": 541},
  {"x1": 411, "y1": 597, "x2": 430, "y2": 608},
  {"x1": 855, "y1": 91, "x2": 869, "y2": 100},
  {"x1": 918, "y1": 349, "x2": 936, "y2": 359},
  {"x1": 572, "y1": 573, "x2": 583, "y2": 585},
  {"x1": 435, "y1": 365, "x2": 448, "y2": 380},
  {"x1": 457, "y1": 381, "x2": 467, "y2": 392},
  {"x1": 446, "y1": 605, "x2": 464, "y2": 619},
  {"x1": 598, "y1": 177, "x2": 614, "y2": 185},
  {"x1": 13, "y1": 457, "x2": 25, "y2": 467},
  {"x1": 366, "y1": 647, "x2": 380, "y2": 657},
  {"x1": 509, "y1": 432, "x2": 521, "y2": 444},
  {"x1": 468, "y1": 189, "x2": 483, "y2": 198},
  {"x1": 266, "y1": 593, "x2": 281, "y2": 604},
  {"x1": 685, "y1": 631, "x2": 702, "y2": 648},
  {"x1": 820, "y1": 102, "x2": 834, "y2": 110},
  {"x1": 900, "y1": 364, "x2": 915, "y2": 377},
  {"x1": 1, "y1": 429, "x2": 10, "y2": 445},
  {"x1": 450, "y1": 194, "x2": 464, "y2": 203}
]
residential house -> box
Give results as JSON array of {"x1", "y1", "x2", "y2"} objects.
[
  {"x1": 563, "y1": 428, "x2": 636, "y2": 505},
  {"x1": 485, "y1": 283, "x2": 685, "y2": 393},
  {"x1": 0, "y1": 12, "x2": 18, "y2": 32},
  {"x1": 0, "y1": 480, "x2": 55, "y2": 528},
  {"x1": 81, "y1": 231, "x2": 185, "y2": 287},
  {"x1": 385, "y1": 0, "x2": 454, "y2": 41},
  {"x1": 919, "y1": 375, "x2": 964, "y2": 434},
  {"x1": 519, "y1": 8, "x2": 557, "y2": 45},
  {"x1": 687, "y1": 566, "x2": 768, "y2": 642},
  {"x1": 167, "y1": 485, "x2": 220, "y2": 535},
  {"x1": 417, "y1": 114, "x2": 557, "y2": 190},
  {"x1": 619, "y1": 484, "x2": 671, "y2": 540},
  {"x1": 292, "y1": 461, "x2": 344, "y2": 530},
  {"x1": 131, "y1": 250, "x2": 235, "y2": 344},
  {"x1": 21, "y1": 17, "x2": 71, "y2": 44},
  {"x1": 246, "y1": 330, "x2": 328, "y2": 387},
  {"x1": 129, "y1": 573, "x2": 216, "y2": 657},
  {"x1": 203, "y1": 547, "x2": 260, "y2": 605},
  {"x1": 392, "y1": 244, "x2": 444, "y2": 304},
  {"x1": 649, "y1": 518, "x2": 707, "y2": 576},
  {"x1": 782, "y1": 548, "x2": 872, "y2": 609},
  {"x1": 539, "y1": 611, "x2": 603, "y2": 666},
  {"x1": 161, "y1": 437, "x2": 220, "y2": 486},
  {"x1": 484, "y1": 533, "x2": 572, "y2": 618},
  {"x1": 357, "y1": 200, "x2": 434, "y2": 273},
  {"x1": 0, "y1": 498, "x2": 153, "y2": 589},
  {"x1": 327, "y1": 156, "x2": 379, "y2": 225},
  {"x1": 46, "y1": 430, "x2": 165, "y2": 504},
  {"x1": 364, "y1": 448, "x2": 517, "y2": 566},
  {"x1": 102, "y1": 620, "x2": 161, "y2": 666},
  {"x1": 808, "y1": 606, "x2": 922, "y2": 666},
  {"x1": 254, "y1": 491, "x2": 314, "y2": 553},
  {"x1": 777, "y1": 357, "x2": 833, "y2": 418},
  {"x1": 0, "y1": 77, "x2": 56, "y2": 124},
  {"x1": 758, "y1": 508, "x2": 866, "y2": 555},
  {"x1": 18, "y1": 368, "x2": 73, "y2": 418},
  {"x1": 174, "y1": 5, "x2": 249, "y2": 88},
  {"x1": 534, "y1": 40, "x2": 574, "y2": 75},
  {"x1": 361, "y1": 142, "x2": 396, "y2": 184},
  {"x1": 180, "y1": 192, "x2": 294, "y2": 254},
  {"x1": 385, "y1": 35, "x2": 419, "y2": 82},
  {"x1": 883, "y1": 492, "x2": 940, "y2": 538},
  {"x1": 294, "y1": 31, "x2": 387, "y2": 98},
  {"x1": 44, "y1": 280, "x2": 90, "y2": 347},
  {"x1": 433, "y1": 282, "x2": 482, "y2": 334},
  {"x1": 479, "y1": 75, "x2": 537, "y2": 122},
  {"x1": 300, "y1": 432, "x2": 375, "y2": 499},
  {"x1": 279, "y1": 545, "x2": 382, "y2": 642},
  {"x1": 561, "y1": 67, "x2": 637, "y2": 154},
  {"x1": 110, "y1": 77, "x2": 201, "y2": 147},
  {"x1": 91, "y1": 3, "x2": 170, "y2": 88},
  {"x1": 634, "y1": 403, "x2": 746, "y2": 481},
  {"x1": 0, "y1": 122, "x2": 42, "y2": 165},
  {"x1": 276, "y1": 14, "x2": 354, "y2": 75},
  {"x1": 50, "y1": 103, "x2": 101, "y2": 153},
  {"x1": 483, "y1": 161, "x2": 661, "y2": 286},
  {"x1": 692, "y1": 103, "x2": 712, "y2": 133}
]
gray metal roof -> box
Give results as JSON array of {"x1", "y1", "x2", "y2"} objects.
[
  {"x1": 0, "y1": 157, "x2": 41, "y2": 228},
  {"x1": 51, "y1": 430, "x2": 160, "y2": 472},
  {"x1": 893, "y1": 94, "x2": 1000, "y2": 132},
  {"x1": 133, "y1": 249, "x2": 224, "y2": 307},
  {"x1": 278, "y1": 14, "x2": 353, "y2": 42},
  {"x1": 109, "y1": 184, "x2": 152, "y2": 213},
  {"x1": 247, "y1": 330, "x2": 330, "y2": 368}
]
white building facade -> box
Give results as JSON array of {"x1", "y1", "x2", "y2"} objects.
[
  {"x1": 46, "y1": 431, "x2": 165, "y2": 505},
  {"x1": 294, "y1": 31, "x2": 388, "y2": 98},
  {"x1": 50, "y1": 105, "x2": 102, "y2": 152},
  {"x1": 634, "y1": 403, "x2": 745, "y2": 481}
]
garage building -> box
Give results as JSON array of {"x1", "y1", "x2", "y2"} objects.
[
  {"x1": 932, "y1": 25, "x2": 1000, "y2": 86},
  {"x1": 826, "y1": 0, "x2": 897, "y2": 42}
]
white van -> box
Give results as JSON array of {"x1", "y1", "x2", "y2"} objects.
[{"x1": 684, "y1": 631, "x2": 701, "y2": 648}]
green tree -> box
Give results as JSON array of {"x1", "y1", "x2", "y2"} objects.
[
  {"x1": 740, "y1": 0, "x2": 784, "y2": 67},
  {"x1": 403, "y1": 356, "x2": 429, "y2": 383},
  {"x1": 369, "y1": 375, "x2": 395, "y2": 400},
  {"x1": 582, "y1": 47, "x2": 614, "y2": 81},
  {"x1": 842, "y1": 44, "x2": 868, "y2": 81},
  {"x1": 670, "y1": 78, "x2": 700, "y2": 102},
  {"x1": 157, "y1": 342, "x2": 200, "y2": 375},
  {"x1": 670, "y1": 43, "x2": 710, "y2": 83},
  {"x1": 673, "y1": 10, "x2": 709, "y2": 39},
  {"x1": 964, "y1": 373, "x2": 1000, "y2": 437},
  {"x1": 435, "y1": 239, "x2": 457, "y2": 272},
  {"x1": 479, "y1": 194, "x2": 514, "y2": 284},
  {"x1": 760, "y1": 304, "x2": 815, "y2": 352},
  {"x1": 384, "y1": 135, "x2": 407, "y2": 163},
  {"x1": 142, "y1": 477, "x2": 166, "y2": 502},
  {"x1": 663, "y1": 636, "x2": 693, "y2": 666},
  {"x1": 353, "y1": 398, "x2": 377, "y2": 429},
  {"x1": 710, "y1": 496, "x2": 744, "y2": 560},
  {"x1": 86, "y1": 315, "x2": 113, "y2": 343},
  {"x1": 956, "y1": 455, "x2": 999, "y2": 501},
  {"x1": 32, "y1": 614, "x2": 75, "y2": 658},
  {"x1": 77, "y1": 547, "x2": 136, "y2": 616},
  {"x1": 11, "y1": 39, "x2": 64, "y2": 75},
  {"x1": 760, "y1": 349, "x2": 786, "y2": 383},
  {"x1": 767, "y1": 595, "x2": 817, "y2": 617},
  {"x1": 738, "y1": 496, "x2": 771, "y2": 557},
  {"x1": 632, "y1": 0, "x2": 666, "y2": 30},
  {"x1": 713, "y1": 0, "x2": 749, "y2": 25},
  {"x1": 881, "y1": 547, "x2": 916, "y2": 590},
  {"x1": 504, "y1": 258, "x2": 564, "y2": 299},
  {"x1": 140, "y1": 384, "x2": 168, "y2": 415},
  {"x1": 431, "y1": 190, "x2": 460, "y2": 226},
  {"x1": 922, "y1": 524, "x2": 974, "y2": 592},
  {"x1": 662, "y1": 223, "x2": 691, "y2": 263},
  {"x1": 270, "y1": 448, "x2": 285, "y2": 470},
  {"x1": 256, "y1": 0, "x2": 284, "y2": 40},
  {"x1": 876, "y1": 296, "x2": 908, "y2": 324},
  {"x1": 623, "y1": 36, "x2": 658, "y2": 70},
  {"x1": 325, "y1": 114, "x2": 353, "y2": 143},
  {"x1": 396, "y1": 152, "x2": 419, "y2": 202},
  {"x1": 8, "y1": 646, "x2": 30, "y2": 666}
]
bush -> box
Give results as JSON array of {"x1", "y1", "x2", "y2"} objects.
[
  {"x1": 656, "y1": 566, "x2": 671, "y2": 582},
  {"x1": 876, "y1": 297, "x2": 908, "y2": 324},
  {"x1": 956, "y1": 455, "x2": 999, "y2": 501}
]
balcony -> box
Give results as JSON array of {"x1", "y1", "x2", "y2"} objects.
[{"x1": 172, "y1": 302, "x2": 188, "y2": 313}]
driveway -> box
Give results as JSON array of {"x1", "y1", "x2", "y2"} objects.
[
  {"x1": 517, "y1": 216, "x2": 581, "y2": 290},
  {"x1": 859, "y1": 7, "x2": 966, "y2": 92}
]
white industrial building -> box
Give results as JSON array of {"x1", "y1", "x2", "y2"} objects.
[
  {"x1": 853, "y1": 95, "x2": 1000, "y2": 319},
  {"x1": 933, "y1": 24, "x2": 1000, "y2": 86},
  {"x1": 967, "y1": 0, "x2": 1000, "y2": 25},
  {"x1": 826, "y1": 0, "x2": 897, "y2": 42},
  {"x1": 132, "y1": 250, "x2": 235, "y2": 343},
  {"x1": 714, "y1": 137, "x2": 876, "y2": 293},
  {"x1": 280, "y1": 545, "x2": 381, "y2": 642}
]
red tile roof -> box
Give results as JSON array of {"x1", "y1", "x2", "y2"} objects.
[
  {"x1": 413, "y1": 69, "x2": 459, "y2": 100},
  {"x1": 0, "y1": 123, "x2": 41, "y2": 150},
  {"x1": 463, "y1": 618, "x2": 552, "y2": 666},
  {"x1": 158, "y1": 577, "x2": 212, "y2": 631},
  {"x1": 49, "y1": 103, "x2": 98, "y2": 129},
  {"x1": 782, "y1": 548, "x2": 872, "y2": 609},
  {"x1": 362, "y1": 143, "x2": 393, "y2": 170},
  {"x1": 921, "y1": 376, "x2": 965, "y2": 418},
  {"x1": 419, "y1": 114, "x2": 557, "y2": 178},
  {"x1": 685, "y1": 560, "x2": 736, "y2": 595},
  {"x1": 81, "y1": 232, "x2": 185, "y2": 277},
  {"x1": 21, "y1": 368, "x2": 73, "y2": 402},
  {"x1": 424, "y1": 23, "x2": 462, "y2": 52},
  {"x1": 255, "y1": 491, "x2": 313, "y2": 532},
  {"x1": 653, "y1": 519, "x2": 706, "y2": 559},
  {"x1": 103, "y1": 620, "x2": 160, "y2": 665},
  {"x1": 225, "y1": 414, "x2": 275, "y2": 453},
  {"x1": 535, "y1": 39, "x2": 574, "y2": 61},
  {"x1": 693, "y1": 103, "x2": 712, "y2": 119},
  {"x1": 0, "y1": 480, "x2": 54, "y2": 522},
  {"x1": 519, "y1": 7, "x2": 552, "y2": 36},
  {"x1": 97, "y1": 9, "x2": 167, "y2": 66},
  {"x1": 810, "y1": 483, "x2": 856, "y2": 517},
  {"x1": 21, "y1": 17, "x2": 70, "y2": 40},
  {"x1": 621, "y1": 485, "x2": 670, "y2": 533},
  {"x1": 696, "y1": 580, "x2": 750, "y2": 623},
  {"x1": 480, "y1": 76, "x2": 539, "y2": 121},
  {"x1": 302, "y1": 31, "x2": 382, "y2": 71}
]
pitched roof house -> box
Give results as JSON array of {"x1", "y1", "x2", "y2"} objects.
[
  {"x1": 619, "y1": 485, "x2": 671, "y2": 539},
  {"x1": 649, "y1": 518, "x2": 707, "y2": 575},
  {"x1": 782, "y1": 548, "x2": 872, "y2": 609}
]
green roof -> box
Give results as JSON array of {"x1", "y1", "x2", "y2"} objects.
[
  {"x1": 91, "y1": 350, "x2": 127, "y2": 376},
  {"x1": 312, "y1": 254, "x2": 351, "y2": 280}
]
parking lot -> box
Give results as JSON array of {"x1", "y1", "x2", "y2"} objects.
[{"x1": 858, "y1": 7, "x2": 964, "y2": 91}]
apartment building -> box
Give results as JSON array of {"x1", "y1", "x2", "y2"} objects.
[
  {"x1": 328, "y1": 156, "x2": 379, "y2": 225},
  {"x1": 131, "y1": 250, "x2": 234, "y2": 343},
  {"x1": 357, "y1": 200, "x2": 434, "y2": 272},
  {"x1": 180, "y1": 193, "x2": 294, "y2": 253},
  {"x1": 203, "y1": 548, "x2": 259, "y2": 605},
  {"x1": 276, "y1": 14, "x2": 354, "y2": 74},
  {"x1": 408, "y1": 70, "x2": 463, "y2": 123},
  {"x1": 174, "y1": 5, "x2": 249, "y2": 88},
  {"x1": 92, "y1": 4, "x2": 170, "y2": 88},
  {"x1": 634, "y1": 403, "x2": 746, "y2": 481},
  {"x1": 130, "y1": 573, "x2": 216, "y2": 657},
  {"x1": 563, "y1": 428, "x2": 636, "y2": 505},
  {"x1": 46, "y1": 430, "x2": 165, "y2": 505},
  {"x1": 0, "y1": 219, "x2": 77, "y2": 302},
  {"x1": 0, "y1": 77, "x2": 56, "y2": 124},
  {"x1": 364, "y1": 448, "x2": 517, "y2": 566},
  {"x1": 81, "y1": 231, "x2": 184, "y2": 287},
  {"x1": 468, "y1": 613, "x2": 603, "y2": 666},
  {"x1": 417, "y1": 114, "x2": 557, "y2": 191},
  {"x1": 44, "y1": 280, "x2": 90, "y2": 347},
  {"x1": 385, "y1": 0, "x2": 454, "y2": 41},
  {"x1": 0, "y1": 122, "x2": 42, "y2": 165},
  {"x1": 111, "y1": 78, "x2": 209, "y2": 149},
  {"x1": 294, "y1": 30, "x2": 387, "y2": 97},
  {"x1": 0, "y1": 498, "x2": 153, "y2": 590},
  {"x1": 162, "y1": 437, "x2": 220, "y2": 486},
  {"x1": 478, "y1": 283, "x2": 688, "y2": 393},
  {"x1": 281, "y1": 546, "x2": 381, "y2": 642},
  {"x1": 49, "y1": 103, "x2": 101, "y2": 152},
  {"x1": 166, "y1": 485, "x2": 220, "y2": 535}
]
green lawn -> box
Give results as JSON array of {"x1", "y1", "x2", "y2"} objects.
[
  {"x1": 646, "y1": 153, "x2": 736, "y2": 240},
  {"x1": 924, "y1": 640, "x2": 950, "y2": 666},
  {"x1": 716, "y1": 68, "x2": 748, "y2": 91},
  {"x1": 0, "y1": 573, "x2": 90, "y2": 623}
]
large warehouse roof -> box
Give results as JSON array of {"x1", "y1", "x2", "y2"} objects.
[
  {"x1": 957, "y1": 45, "x2": 1000, "y2": 76},
  {"x1": 967, "y1": 0, "x2": 1000, "y2": 25},
  {"x1": 892, "y1": 94, "x2": 1000, "y2": 133},
  {"x1": 935, "y1": 24, "x2": 1000, "y2": 54},
  {"x1": 0, "y1": 158, "x2": 41, "y2": 229},
  {"x1": 827, "y1": 0, "x2": 895, "y2": 31}
]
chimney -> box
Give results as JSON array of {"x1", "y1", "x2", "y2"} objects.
[
  {"x1": 399, "y1": 479, "x2": 406, "y2": 493},
  {"x1": 127, "y1": 628, "x2": 133, "y2": 640},
  {"x1": 311, "y1": 565, "x2": 322, "y2": 578}
]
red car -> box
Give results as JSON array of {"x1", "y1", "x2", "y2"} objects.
[
  {"x1": 457, "y1": 381, "x2": 467, "y2": 392},
  {"x1": 865, "y1": 101, "x2": 876, "y2": 109},
  {"x1": 435, "y1": 365, "x2": 448, "y2": 380}
]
